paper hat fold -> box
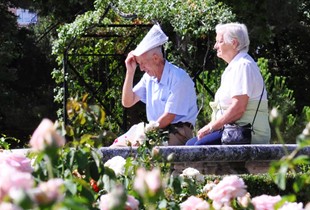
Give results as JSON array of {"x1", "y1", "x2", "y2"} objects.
[{"x1": 132, "y1": 24, "x2": 168, "y2": 56}]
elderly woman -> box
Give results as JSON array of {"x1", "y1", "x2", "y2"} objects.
[{"x1": 186, "y1": 22, "x2": 270, "y2": 145}]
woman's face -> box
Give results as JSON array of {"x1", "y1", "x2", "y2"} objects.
[{"x1": 214, "y1": 32, "x2": 236, "y2": 63}]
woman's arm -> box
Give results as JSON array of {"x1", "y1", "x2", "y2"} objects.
[{"x1": 197, "y1": 94, "x2": 249, "y2": 139}]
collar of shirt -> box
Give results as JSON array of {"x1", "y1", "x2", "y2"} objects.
[
  {"x1": 226, "y1": 51, "x2": 248, "y2": 72},
  {"x1": 150, "y1": 60, "x2": 169, "y2": 85}
]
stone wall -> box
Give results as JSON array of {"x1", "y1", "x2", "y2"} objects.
[
  {"x1": 4, "y1": 145, "x2": 310, "y2": 175},
  {"x1": 100, "y1": 144, "x2": 310, "y2": 175}
]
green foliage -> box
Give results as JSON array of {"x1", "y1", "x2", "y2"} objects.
[
  {"x1": 194, "y1": 68, "x2": 222, "y2": 130},
  {"x1": 268, "y1": 109, "x2": 310, "y2": 204},
  {"x1": 0, "y1": 134, "x2": 20, "y2": 150},
  {"x1": 257, "y1": 58, "x2": 301, "y2": 143},
  {"x1": 0, "y1": 4, "x2": 57, "y2": 143},
  {"x1": 25, "y1": 100, "x2": 110, "y2": 209},
  {"x1": 117, "y1": 0, "x2": 235, "y2": 73},
  {"x1": 28, "y1": 141, "x2": 103, "y2": 209},
  {"x1": 302, "y1": 106, "x2": 310, "y2": 122},
  {"x1": 65, "y1": 94, "x2": 116, "y2": 147}
]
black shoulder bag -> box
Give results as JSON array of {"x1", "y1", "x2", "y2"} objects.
[{"x1": 221, "y1": 88, "x2": 264, "y2": 145}]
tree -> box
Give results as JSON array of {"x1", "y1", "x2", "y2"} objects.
[{"x1": 0, "y1": 1, "x2": 57, "y2": 145}]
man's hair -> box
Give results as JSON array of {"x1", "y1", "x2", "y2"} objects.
[{"x1": 147, "y1": 46, "x2": 163, "y2": 57}]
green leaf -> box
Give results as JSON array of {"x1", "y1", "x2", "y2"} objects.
[
  {"x1": 103, "y1": 166, "x2": 117, "y2": 179},
  {"x1": 292, "y1": 176, "x2": 305, "y2": 193},
  {"x1": 64, "y1": 179, "x2": 78, "y2": 195},
  {"x1": 275, "y1": 163, "x2": 289, "y2": 190},
  {"x1": 78, "y1": 113, "x2": 86, "y2": 125},
  {"x1": 61, "y1": 196, "x2": 89, "y2": 210},
  {"x1": 171, "y1": 177, "x2": 182, "y2": 194},
  {"x1": 91, "y1": 149, "x2": 103, "y2": 173},
  {"x1": 158, "y1": 199, "x2": 168, "y2": 209},
  {"x1": 274, "y1": 194, "x2": 296, "y2": 209},
  {"x1": 100, "y1": 109, "x2": 106, "y2": 125},
  {"x1": 296, "y1": 136, "x2": 310, "y2": 148},
  {"x1": 292, "y1": 155, "x2": 310, "y2": 165}
]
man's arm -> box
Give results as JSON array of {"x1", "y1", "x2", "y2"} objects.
[
  {"x1": 122, "y1": 52, "x2": 140, "y2": 107},
  {"x1": 156, "y1": 112, "x2": 176, "y2": 129}
]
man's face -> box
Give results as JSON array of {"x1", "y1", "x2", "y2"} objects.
[{"x1": 135, "y1": 52, "x2": 157, "y2": 77}]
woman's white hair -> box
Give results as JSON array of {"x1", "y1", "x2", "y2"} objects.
[{"x1": 215, "y1": 23, "x2": 250, "y2": 53}]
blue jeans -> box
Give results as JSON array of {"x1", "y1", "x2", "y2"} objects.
[{"x1": 185, "y1": 130, "x2": 223, "y2": 145}]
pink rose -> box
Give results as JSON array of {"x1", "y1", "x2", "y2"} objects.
[
  {"x1": 237, "y1": 192, "x2": 251, "y2": 208},
  {"x1": 0, "y1": 164, "x2": 34, "y2": 201},
  {"x1": 203, "y1": 182, "x2": 216, "y2": 193},
  {"x1": 207, "y1": 175, "x2": 247, "y2": 209},
  {"x1": 0, "y1": 153, "x2": 33, "y2": 173},
  {"x1": 279, "y1": 202, "x2": 304, "y2": 210},
  {"x1": 31, "y1": 178, "x2": 64, "y2": 205},
  {"x1": 251, "y1": 194, "x2": 282, "y2": 210},
  {"x1": 99, "y1": 194, "x2": 112, "y2": 210},
  {"x1": 133, "y1": 168, "x2": 162, "y2": 196},
  {"x1": 0, "y1": 202, "x2": 22, "y2": 210},
  {"x1": 99, "y1": 191, "x2": 139, "y2": 210},
  {"x1": 180, "y1": 196, "x2": 210, "y2": 210},
  {"x1": 29, "y1": 119, "x2": 65, "y2": 151},
  {"x1": 126, "y1": 195, "x2": 140, "y2": 210}
]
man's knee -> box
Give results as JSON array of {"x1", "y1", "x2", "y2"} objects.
[{"x1": 168, "y1": 126, "x2": 193, "y2": 145}]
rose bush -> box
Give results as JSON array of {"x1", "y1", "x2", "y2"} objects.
[
  {"x1": 0, "y1": 106, "x2": 310, "y2": 209},
  {"x1": 179, "y1": 196, "x2": 210, "y2": 210},
  {"x1": 207, "y1": 175, "x2": 247, "y2": 209}
]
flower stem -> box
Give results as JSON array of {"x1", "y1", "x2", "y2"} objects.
[
  {"x1": 275, "y1": 127, "x2": 288, "y2": 155},
  {"x1": 45, "y1": 155, "x2": 54, "y2": 179}
]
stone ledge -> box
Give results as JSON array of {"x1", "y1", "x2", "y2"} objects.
[
  {"x1": 100, "y1": 144, "x2": 310, "y2": 175},
  {"x1": 100, "y1": 144, "x2": 310, "y2": 162}
]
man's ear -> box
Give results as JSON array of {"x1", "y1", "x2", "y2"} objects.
[{"x1": 152, "y1": 53, "x2": 160, "y2": 62}]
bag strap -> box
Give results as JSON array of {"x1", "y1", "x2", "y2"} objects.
[
  {"x1": 218, "y1": 86, "x2": 265, "y2": 131},
  {"x1": 251, "y1": 87, "x2": 264, "y2": 132}
]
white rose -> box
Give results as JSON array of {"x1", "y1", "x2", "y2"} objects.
[
  {"x1": 144, "y1": 121, "x2": 159, "y2": 133},
  {"x1": 104, "y1": 156, "x2": 126, "y2": 176},
  {"x1": 180, "y1": 167, "x2": 204, "y2": 184}
]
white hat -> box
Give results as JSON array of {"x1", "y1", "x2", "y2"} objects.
[{"x1": 132, "y1": 24, "x2": 168, "y2": 56}]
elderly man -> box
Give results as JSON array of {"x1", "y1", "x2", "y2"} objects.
[{"x1": 122, "y1": 24, "x2": 198, "y2": 145}]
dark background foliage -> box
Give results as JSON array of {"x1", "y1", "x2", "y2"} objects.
[{"x1": 0, "y1": 0, "x2": 309, "y2": 147}]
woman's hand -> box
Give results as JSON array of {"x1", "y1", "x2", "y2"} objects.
[{"x1": 197, "y1": 124, "x2": 213, "y2": 140}]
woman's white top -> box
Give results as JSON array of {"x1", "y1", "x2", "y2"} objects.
[{"x1": 213, "y1": 51, "x2": 271, "y2": 144}]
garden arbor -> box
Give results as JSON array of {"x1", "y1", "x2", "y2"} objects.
[
  {"x1": 62, "y1": 3, "x2": 215, "y2": 132},
  {"x1": 62, "y1": 4, "x2": 154, "y2": 131}
]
